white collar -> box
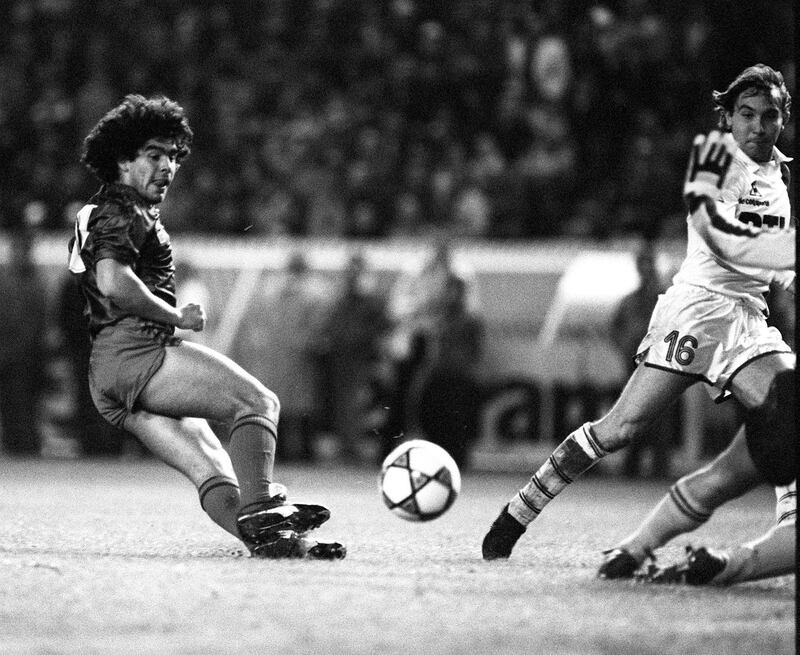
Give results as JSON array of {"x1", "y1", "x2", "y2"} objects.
[{"x1": 734, "y1": 145, "x2": 792, "y2": 174}]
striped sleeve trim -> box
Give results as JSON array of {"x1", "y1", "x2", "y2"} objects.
[{"x1": 709, "y1": 206, "x2": 761, "y2": 238}]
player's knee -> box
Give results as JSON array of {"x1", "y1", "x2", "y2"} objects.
[
  {"x1": 239, "y1": 384, "x2": 280, "y2": 423},
  {"x1": 745, "y1": 369, "x2": 795, "y2": 486},
  {"x1": 592, "y1": 418, "x2": 642, "y2": 453},
  {"x1": 182, "y1": 419, "x2": 209, "y2": 443}
]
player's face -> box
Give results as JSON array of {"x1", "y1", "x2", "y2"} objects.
[
  {"x1": 118, "y1": 138, "x2": 181, "y2": 204},
  {"x1": 726, "y1": 89, "x2": 784, "y2": 163}
]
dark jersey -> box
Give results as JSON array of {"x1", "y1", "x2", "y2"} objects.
[{"x1": 68, "y1": 183, "x2": 177, "y2": 336}]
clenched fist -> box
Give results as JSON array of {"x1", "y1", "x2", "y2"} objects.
[{"x1": 176, "y1": 303, "x2": 206, "y2": 331}]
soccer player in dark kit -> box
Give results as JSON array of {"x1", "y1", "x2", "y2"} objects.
[{"x1": 68, "y1": 94, "x2": 345, "y2": 559}]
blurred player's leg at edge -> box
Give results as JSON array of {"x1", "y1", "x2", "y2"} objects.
[
  {"x1": 710, "y1": 481, "x2": 796, "y2": 584},
  {"x1": 126, "y1": 340, "x2": 344, "y2": 559},
  {"x1": 599, "y1": 363, "x2": 796, "y2": 581},
  {"x1": 598, "y1": 424, "x2": 758, "y2": 578},
  {"x1": 639, "y1": 369, "x2": 796, "y2": 585},
  {"x1": 645, "y1": 481, "x2": 795, "y2": 585},
  {"x1": 598, "y1": 425, "x2": 795, "y2": 580}
]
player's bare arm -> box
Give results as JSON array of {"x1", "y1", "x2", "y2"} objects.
[{"x1": 96, "y1": 257, "x2": 206, "y2": 331}]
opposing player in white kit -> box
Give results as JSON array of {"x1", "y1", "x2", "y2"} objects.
[
  {"x1": 629, "y1": 130, "x2": 796, "y2": 586},
  {"x1": 645, "y1": 480, "x2": 795, "y2": 585},
  {"x1": 482, "y1": 64, "x2": 795, "y2": 581},
  {"x1": 596, "y1": 127, "x2": 797, "y2": 585}
]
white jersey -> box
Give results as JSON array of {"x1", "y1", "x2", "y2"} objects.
[{"x1": 672, "y1": 146, "x2": 793, "y2": 312}]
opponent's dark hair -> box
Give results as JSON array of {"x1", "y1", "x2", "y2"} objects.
[
  {"x1": 712, "y1": 64, "x2": 792, "y2": 129},
  {"x1": 81, "y1": 94, "x2": 194, "y2": 182}
]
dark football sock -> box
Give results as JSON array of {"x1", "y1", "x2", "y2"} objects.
[
  {"x1": 198, "y1": 475, "x2": 241, "y2": 538},
  {"x1": 227, "y1": 414, "x2": 278, "y2": 507}
]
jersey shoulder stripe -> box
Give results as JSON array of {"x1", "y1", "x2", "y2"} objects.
[{"x1": 68, "y1": 203, "x2": 97, "y2": 273}]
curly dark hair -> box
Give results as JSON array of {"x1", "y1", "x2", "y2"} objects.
[
  {"x1": 712, "y1": 64, "x2": 792, "y2": 130},
  {"x1": 81, "y1": 94, "x2": 194, "y2": 183}
]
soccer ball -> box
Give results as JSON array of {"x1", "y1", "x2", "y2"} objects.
[{"x1": 379, "y1": 439, "x2": 461, "y2": 521}]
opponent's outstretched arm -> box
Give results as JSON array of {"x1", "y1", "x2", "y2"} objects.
[{"x1": 685, "y1": 131, "x2": 795, "y2": 272}]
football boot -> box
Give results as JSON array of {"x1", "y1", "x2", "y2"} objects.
[
  {"x1": 249, "y1": 530, "x2": 347, "y2": 560},
  {"x1": 598, "y1": 548, "x2": 647, "y2": 579},
  {"x1": 646, "y1": 546, "x2": 727, "y2": 585},
  {"x1": 482, "y1": 504, "x2": 526, "y2": 560},
  {"x1": 237, "y1": 483, "x2": 331, "y2": 551}
]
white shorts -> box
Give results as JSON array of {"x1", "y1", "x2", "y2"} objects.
[{"x1": 636, "y1": 283, "x2": 791, "y2": 401}]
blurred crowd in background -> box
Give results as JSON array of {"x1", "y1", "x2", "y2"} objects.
[
  {"x1": 0, "y1": 0, "x2": 794, "y2": 240},
  {"x1": 0, "y1": 1, "x2": 794, "y2": 469},
  {"x1": 1, "y1": 236, "x2": 492, "y2": 468}
]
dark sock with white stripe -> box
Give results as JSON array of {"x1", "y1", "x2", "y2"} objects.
[
  {"x1": 617, "y1": 479, "x2": 713, "y2": 562},
  {"x1": 508, "y1": 423, "x2": 607, "y2": 526},
  {"x1": 199, "y1": 475, "x2": 241, "y2": 538},
  {"x1": 774, "y1": 482, "x2": 796, "y2": 526},
  {"x1": 227, "y1": 414, "x2": 278, "y2": 508}
]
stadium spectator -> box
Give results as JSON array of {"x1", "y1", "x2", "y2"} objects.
[
  {"x1": 482, "y1": 65, "x2": 795, "y2": 566},
  {"x1": 0, "y1": 227, "x2": 47, "y2": 455},
  {"x1": 612, "y1": 109, "x2": 684, "y2": 238},
  {"x1": 387, "y1": 239, "x2": 480, "y2": 341},
  {"x1": 451, "y1": 182, "x2": 492, "y2": 237},
  {"x1": 173, "y1": 259, "x2": 211, "y2": 346},
  {"x1": 318, "y1": 252, "x2": 392, "y2": 461},
  {"x1": 0, "y1": 1, "x2": 792, "y2": 238},
  {"x1": 382, "y1": 240, "x2": 481, "y2": 462},
  {"x1": 406, "y1": 273, "x2": 486, "y2": 469},
  {"x1": 68, "y1": 94, "x2": 343, "y2": 558},
  {"x1": 230, "y1": 252, "x2": 329, "y2": 461},
  {"x1": 55, "y1": 271, "x2": 129, "y2": 456},
  {"x1": 511, "y1": 100, "x2": 579, "y2": 237},
  {"x1": 646, "y1": 481, "x2": 795, "y2": 586},
  {"x1": 610, "y1": 241, "x2": 675, "y2": 478}
]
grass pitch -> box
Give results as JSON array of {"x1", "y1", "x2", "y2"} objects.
[{"x1": 0, "y1": 457, "x2": 794, "y2": 655}]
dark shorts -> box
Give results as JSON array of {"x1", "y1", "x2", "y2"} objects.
[{"x1": 89, "y1": 316, "x2": 182, "y2": 427}]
